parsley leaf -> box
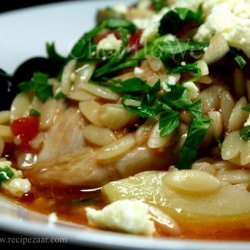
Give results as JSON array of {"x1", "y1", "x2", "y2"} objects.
[
  {"x1": 159, "y1": 84, "x2": 192, "y2": 110},
  {"x1": 167, "y1": 63, "x2": 201, "y2": 74},
  {"x1": 159, "y1": 6, "x2": 203, "y2": 36},
  {"x1": 93, "y1": 28, "x2": 131, "y2": 79},
  {"x1": 127, "y1": 38, "x2": 207, "y2": 78},
  {"x1": 46, "y1": 42, "x2": 66, "y2": 65},
  {"x1": 144, "y1": 80, "x2": 161, "y2": 104},
  {"x1": 18, "y1": 72, "x2": 53, "y2": 102},
  {"x1": 69, "y1": 19, "x2": 135, "y2": 61},
  {"x1": 153, "y1": 40, "x2": 208, "y2": 59},
  {"x1": 188, "y1": 99, "x2": 202, "y2": 117},
  {"x1": 153, "y1": 40, "x2": 208, "y2": 68},
  {"x1": 230, "y1": 49, "x2": 247, "y2": 69},
  {"x1": 234, "y1": 55, "x2": 246, "y2": 69},
  {"x1": 29, "y1": 109, "x2": 41, "y2": 117},
  {"x1": 92, "y1": 77, "x2": 206, "y2": 168},
  {"x1": 104, "y1": 19, "x2": 136, "y2": 34},
  {"x1": 0, "y1": 166, "x2": 14, "y2": 185},
  {"x1": 152, "y1": 40, "x2": 208, "y2": 76},
  {"x1": 92, "y1": 77, "x2": 150, "y2": 93},
  {"x1": 122, "y1": 100, "x2": 162, "y2": 118},
  {"x1": 54, "y1": 91, "x2": 65, "y2": 100},
  {"x1": 159, "y1": 110, "x2": 179, "y2": 136},
  {"x1": 69, "y1": 25, "x2": 102, "y2": 60},
  {"x1": 240, "y1": 126, "x2": 250, "y2": 141},
  {"x1": 151, "y1": 0, "x2": 168, "y2": 12},
  {"x1": 242, "y1": 105, "x2": 250, "y2": 112},
  {"x1": 177, "y1": 117, "x2": 211, "y2": 169},
  {"x1": 113, "y1": 78, "x2": 150, "y2": 92}
]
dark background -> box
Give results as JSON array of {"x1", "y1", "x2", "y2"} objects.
[
  {"x1": 0, "y1": 0, "x2": 71, "y2": 13},
  {"x1": 0, "y1": 2, "x2": 112, "y2": 249}
]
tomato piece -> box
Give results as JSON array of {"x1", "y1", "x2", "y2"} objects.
[
  {"x1": 129, "y1": 30, "x2": 143, "y2": 54},
  {"x1": 11, "y1": 116, "x2": 40, "y2": 151}
]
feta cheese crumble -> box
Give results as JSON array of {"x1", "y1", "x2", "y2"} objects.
[
  {"x1": 133, "y1": 18, "x2": 151, "y2": 30},
  {"x1": 0, "y1": 160, "x2": 31, "y2": 197},
  {"x1": 194, "y1": 0, "x2": 250, "y2": 57},
  {"x1": 97, "y1": 34, "x2": 122, "y2": 52},
  {"x1": 140, "y1": 19, "x2": 160, "y2": 45},
  {"x1": 86, "y1": 200, "x2": 155, "y2": 235},
  {"x1": 160, "y1": 74, "x2": 180, "y2": 93},
  {"x1": 183, "y1": 82, "x2": 199, "y2": 100},
  {"x1": 134, "y1": 67, "x2": 144, "y2": 75},
  {"x1": 112, "y1": 4, "x2": 128, "y2": 14},
  {"x1": 140, "y1": 8, "x2": 169, "y2": 45},
  {"x1": 2, "y1": 178, "x2": 31, "y2": 197}
]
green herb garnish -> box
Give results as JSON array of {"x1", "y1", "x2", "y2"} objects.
[
  {"x1": 242, "y1": 105, "x2": 250, "y2": 113},
  {"x1": 29, "y1": 109, "x2": 41, "y2": 117},
  {"x1": 46, "y1": 42, "x2": 66, "y2": 65},
  {"x1": 234, "y1": 55, "x2": 246, "y2": 69},
  {"x1": 151, "y1": 0, "x2": 168, "y2": 12},
  {"x1": 153, "y1": 40, "x2": 208, "y2": 70},
  {"x1": 159, "y1": 6, "x2": 203, "y2": 36},
  {"x1": 159, "y1": 109, "x2": 180, "y2": 136},
  {"x1": 92, "y1": 78, "x2": 209, "y2": 169},
  {"x1": 177, "y1": 117, "x2": 211, "y2": 169},
  {"x1": 18, "y1": 72, "x2": 53, "y2": 102},
  {"x1": 95, "y1": 78, "x2": 150, "y2": 93},
  {"x1": 69, "y1": 18, "x2": 135, "y2": 61},
  {"x1": 158, "y1": 84, "x2": 192, "y2": 110},
  {"x1": 0, "y1": 166, "x2": 14, "y2": 185},
  {"x1": 122, "y1": 100, "x2": 162, "y2": 118},
  {"x1": 54, "y1": 91, "x2": 65, "y2": 100},
  {"x1": 230, "y1": 49, "x2": 247, "y2": 69},
  {"x1": 240, "y1": 126, "x2": 250, "y2": 141}
]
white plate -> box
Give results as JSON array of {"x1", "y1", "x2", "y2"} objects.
[{"x1": 0, "y1": 1, "x2": 250, "y2": 249}]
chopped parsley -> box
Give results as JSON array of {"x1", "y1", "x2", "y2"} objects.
[
  {"x1": 69, "y1": 18, "x2": 136, "y2": 61},
  {"x1": 67, "y1": 12, "x2": 208, "y2": 80},
  {"x1": 230, "y1": 49, "x2": 247, "y2": 69},
  {"x1": 18, "y1": 72, "x2": 53, "y2": 102},
  {"x1": 240, "y1": 126, "x2": 250, "y2": 141},
  {"x1": 0, "y1": 166, "x2": 14, "y2": 185},
  {"x1": 234, "y1": 55, "x2": 246, "y2": 69},
  {"x1": 54, "y1": 91, "x2": 65, "y2": 100},
  {"x1": 92, "y1": 78, "x2": 210, "y2": 169},
  {"x1": 46, "y1": 42, "x2": 66, "y2": 66},
  {"x1": 151, "y1": 0, "x2": 168, "y2": 12},
  {"x1": 240, "y1": 105, "x2": 250, "y2": 141},
  {"x1": 159, "y1": 6, "x2": 203, "y2": 36},
  {"x1": 29, "y1": 109, "x2": 41, "y2": 117},
  {"x1": 242, "y1": 105, "x2": 250, "y2": 113},
  {"x1": 177, "y1": 117, "x2": 211, "y2": 169},
  {"x1": 159, "y1": 110, "x2": 180, "y2": 137},
  {"x1": 152, "y1": 40, "x2": 208, "y2": 73}
]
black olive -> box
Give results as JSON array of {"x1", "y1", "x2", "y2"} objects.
[
  {"x1": 12, "y1": 57, "x2": 62, "y2": 85},
  {"x1": 0, "y1": 69, "x2": 17, "y2": 111}
]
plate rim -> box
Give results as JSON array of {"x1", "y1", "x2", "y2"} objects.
[{"x1": 1, "y1": 212, "x2": 250, "y2": 250}]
